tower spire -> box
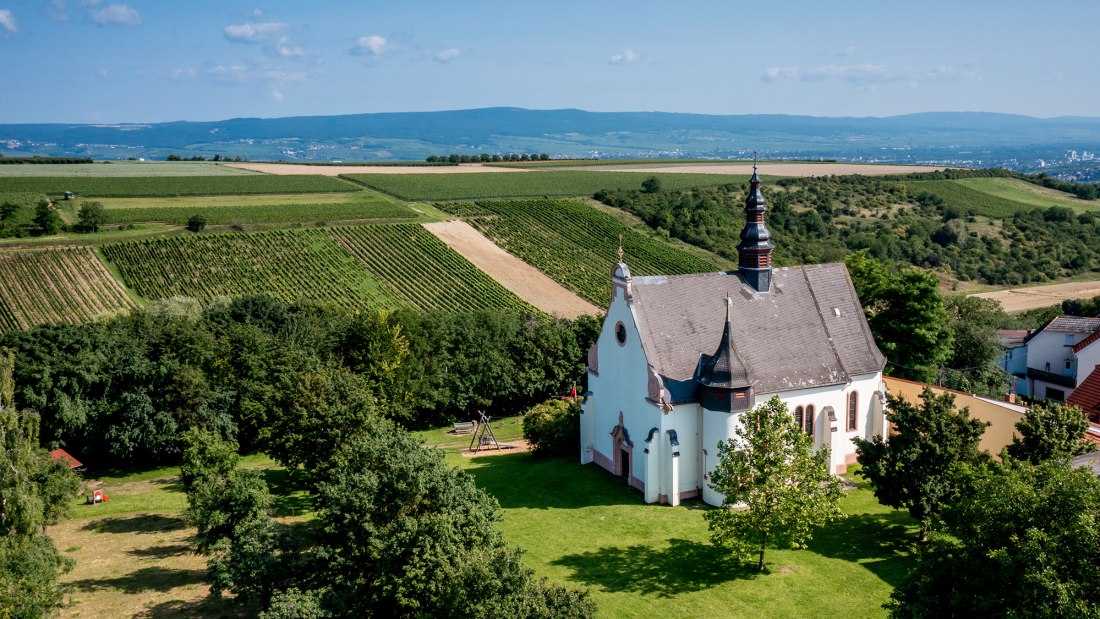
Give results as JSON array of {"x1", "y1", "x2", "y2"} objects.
[{"x1": 736, "y1": 162, "x2": 774, "y2": 292}]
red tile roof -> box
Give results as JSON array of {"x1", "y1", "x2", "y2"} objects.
[
  {"x1": 1068, "y1": 369, "x2": 1100, "y2": 425},
  {"x1": 49, "y1": 448, "x2": 82, "y2": 469},
  {"x1": 1073, "y1": 329, "x2": 1100, "y2": 353}
]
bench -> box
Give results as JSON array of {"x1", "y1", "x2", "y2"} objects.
[{"x1": 453, "y1": 421, "x2": 476, "y2": 435}]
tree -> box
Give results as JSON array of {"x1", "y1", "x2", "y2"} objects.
[
  {"x1": 1005, "y1": 400, "x2": 1095, "y2": 464},
  {"x1": 0, "y1": 351, "x2": 79, "y2": 618},
  {"x1": 75, "y1": 201, "x2": 106, "y2": 233},
  {"x1": 940, "y1": 295, "x2": 1010, "y2": 397},
  {"x1": 33, "y1": 201, "x2": 61, "y2": 236},
  {"x1": 186, "y1": 214, "x2": 207, "y2": 233},
  {"x1": 640, "y1": 176, "x2": 662, "y2": 193},
  {"x1": 521, "y1": 398, "x2": 580, "y2": 457},
  {"x1": 704, "y1": 395, "x2": 843, "y2": 571},
  {"x1": 854, "y1": 389, "x2": 987, "y2": 542},
  {"x1": 0, "y1": 200, "x2": 19, "y2": 222},
  {"x1": 846, "y1": 251, "x2": 952, "y2": 383},
  {"x1": 887, "y1": 460, "x2": 1100, "y2": 618}
]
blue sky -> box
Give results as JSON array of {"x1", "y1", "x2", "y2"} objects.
[{"x1": 1, "y1": 1, "x2": 1097, "y2": 123}]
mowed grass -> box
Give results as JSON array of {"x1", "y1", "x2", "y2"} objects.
[
  {"x1": 51, "y1": 422, "x2": 914, "y2": 619},
  {"x1": 0, "y1": 175, "x2": 358, "y2": 197},
  {"x1": 0, "y1": 161, "x2": 262, "y2": 177},
  {"x1": 409, "y1": 423, "x2": 917, "y2": 619},
  {"x1": 955, "y1": 177, "x2": 1100, "y2": 213},
  {"x1": 343, "y1": 170, "x2": 748, "y2": 200}
]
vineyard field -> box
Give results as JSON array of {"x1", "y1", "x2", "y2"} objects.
[
  {"x1": 343, "y1": 171, "x2": 747, "y2": 200},
  {"x1": 101, "y1": 225, "x2": 531, "y2": 313},
  {"x1": 908, "y1": 180, "x2": 1036, "y2": 219},
  {"x1": 101, "y1": 201, "x2": 418, "y2": 225},
  {"x1": 330, "y1": 225, "x2": 530, "y2": 311},
  {"x1": 436, "y1": 199, "x2": 732, "y2": 304},
  {"x1": 0, "y1": 247, "x2": 137, "y2": 333},
  {"x1": 0, "y1": 175, "x2": 357, "y2": 198}
]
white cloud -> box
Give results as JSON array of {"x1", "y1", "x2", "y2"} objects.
[
  {"x1": 434, "y1": 48, "x2": 460, "y2": 63},
  {"x1": 0, "y1": 9, "x2": 15, "y2": 33},
  {"x1": 224, "y1": 21, "x2": 286, "y2": 43},
  {"x1": 48, "y1": 0, "x2": 68, "y2": 21},
  {"x1": 89, "y1": 3, "x2": 140, "y2": 27},
  {"x1": 271, "y1": 89, "x2": 284, "y2": 101},
  {"x1": 135, "y1": 67, "x2": 198, "y2": 81},
  {"x1": 609, "y1": 48, "x2": 640, "y2": 65},
  {"x1": 761, "y1": 63, "x2": 976, "y2": 85},
  {"x1": 835, "y1": 46, "x2": 856, "y2": 58},
  {"x1": 352, "y1": 34, "x2": 389, "y2": 56}
]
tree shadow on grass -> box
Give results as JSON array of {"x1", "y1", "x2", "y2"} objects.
[
  {"x1": 127, "y1": 543, "x2": 193, "y2": 559},
  {"x1": 68, "y1": 566, "x2": 206, "y2": 594},
  {"x1": 82, "y1": 514, "x2": 187, "y2": 535},
  {"x1": 137, "y1": 594, "x2": 252, "y2": 619},
  {"x1": 463, "y1": 453, "x2": 645, "y2": 510},
  {"x1": 551, "y1": 538, "x2": 757, "y2": 597},
  {"x1": 261, "y1": 468, "x2": 313, "y2": 517},
  {"x1": 807, "y1": 510, "x2": 919, "y2": 588}
]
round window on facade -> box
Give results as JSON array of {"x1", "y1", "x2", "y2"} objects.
[{"x1": 615, "y1": 322, "x2": 627, "y2": 345}]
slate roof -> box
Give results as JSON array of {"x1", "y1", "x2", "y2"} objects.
[
  {"x1": 628, "y1": 263, "x2": 885, "y2": 393},
  {"x1": 1044, "y1": 316, "x2": 1100, "y2": 334},
  {"x1": 996, "y1": 329, "x2": 1031, "y2": 348}
]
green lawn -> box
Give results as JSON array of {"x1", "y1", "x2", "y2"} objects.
[
  {"x1": 55, "y1": 421, "x2": 915, "y2": 619},
  {"x1": 409, "y1": 419, "x2": 918, "y2": 619}
]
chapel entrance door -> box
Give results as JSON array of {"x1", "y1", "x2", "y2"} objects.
[{"x1": 620, "y1": 449, "x2": 631, "y2": 482}]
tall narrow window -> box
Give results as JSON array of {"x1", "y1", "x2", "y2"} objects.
[
  {"x1": 847, "y1": 392, "x2": 858, "y2": 431},
  {"x1": 794, "y1": 406, "x2": 804, "y2": 431},
  {"x1": 805, "y1": 404, "x2": 815, "y2": 438}
]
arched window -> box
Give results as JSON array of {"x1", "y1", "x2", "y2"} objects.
[
  {"x1": 847, "y1": 392, "x2": 858, "y2": 431},
  {"x1": 794, "y1": 406, "x2": 804, "y2": 431},
  {"x1": 805, "y1": 404, "x2": 815, "y2": 438}
]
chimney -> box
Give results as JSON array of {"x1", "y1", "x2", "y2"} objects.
[{"x1": 737, "y1": 164, "x2": 774, "y2": 293}]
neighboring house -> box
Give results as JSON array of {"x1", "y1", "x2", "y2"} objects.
[
  {"x1": 580, "y1": 167, "x2": 888, "y2": 507},
  {"x1": 996, "y1": 329, "x2": 1031, "y2": 397},
  {"x1": 1023, "y1": 316, "x2": 1100, "y2": 402}
]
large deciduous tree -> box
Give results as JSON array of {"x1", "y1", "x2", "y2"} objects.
[
  {"x1": 1005, "y1": 400, "x2": 1095, "y2": 464},
  {"x1": 854, "y1": 389, "x2": 987, "y2": 542},
  {"x1": 846, "y1": 250, "x2": 952, "y2": 383},
  {"x1": 705, "y1": 395, "x2": 843, "y2": 571},
  {"x1": 887, "y1": 460, "x2": 1100, "y2": 618}
]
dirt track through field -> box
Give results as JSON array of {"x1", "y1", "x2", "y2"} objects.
[
  {"x1": 423, "y1": 221, "x2": 601, "y2": 319},
  {"x1": 972, "y1": 280, "x2": 1100, "y2": 312},
  {"x1": 224, "y1": 162, "x2": 523, "y2": 175}
]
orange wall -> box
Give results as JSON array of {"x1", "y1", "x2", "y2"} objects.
[{"x1": 883, "y1": 376, "x2": 1024, "y2": 459}]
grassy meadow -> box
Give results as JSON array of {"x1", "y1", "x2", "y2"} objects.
[
  {"x1": 0, "y1": 174, "x2": 358, "y2": 198},
  {"x1": 955, "y1": 177, "x2": 1100, "y2": 213},
  {"x1": 54, "y1": 419, "x2": 915, "y2": 619}
]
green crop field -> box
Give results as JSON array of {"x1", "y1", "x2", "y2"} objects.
[
  {"x1": 0, "y1": 161, "x2": 262, "y2": 177},
  {"x1": 487, "y1": 158, "x2": 738, "y2": 169},
  {"x1": 0, "y1": 246, "x2": 137, "y2": 333},
  {"x1": 0, "y1": 175, "x2": 357, "y2": 198},
  {"x1": 909, "y1": 179, "x2": 1037, "y2": 219},
  {"x1": 954, "y1": 177, "x2": 1100, "y2": 213},
  {"x1": 101, "y1": 201, "x2": 418, "y2": 225},
  {"x1": 101, "y1": 225, "x2": 530, "y2": 312},
  {"x1": 437, "y1": 199, "x2": 732, "y2": 304},
  {"x1": 343, "y1": 171, "x2": 748, "y2": 201}
]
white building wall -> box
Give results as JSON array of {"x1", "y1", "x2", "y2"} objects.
[
  {"x1": 1073, "y1": 343, "x2": 1100, "y2": 392},
  {"x1": 1027, "y1": 331, "x2": 1078, "y2": 376},
  {"x1": 581, "y1": 273, "x2": 659, "y2": 494}
]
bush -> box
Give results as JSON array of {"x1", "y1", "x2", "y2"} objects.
[
  {"x1": 522, "y1": 398, "x2": 580, "y2": 457},
  {"x1": 186, "y1": 215, "x2": 207, "y2": 233}
]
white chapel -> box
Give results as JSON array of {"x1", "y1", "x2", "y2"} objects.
[{"x1": 580, "y1": 167, "x2": 889, "y2": 506}]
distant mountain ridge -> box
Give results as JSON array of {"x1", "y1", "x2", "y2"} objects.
[{"x1": 3, "y1": 107, "x2": 1100, "y2": 167}]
